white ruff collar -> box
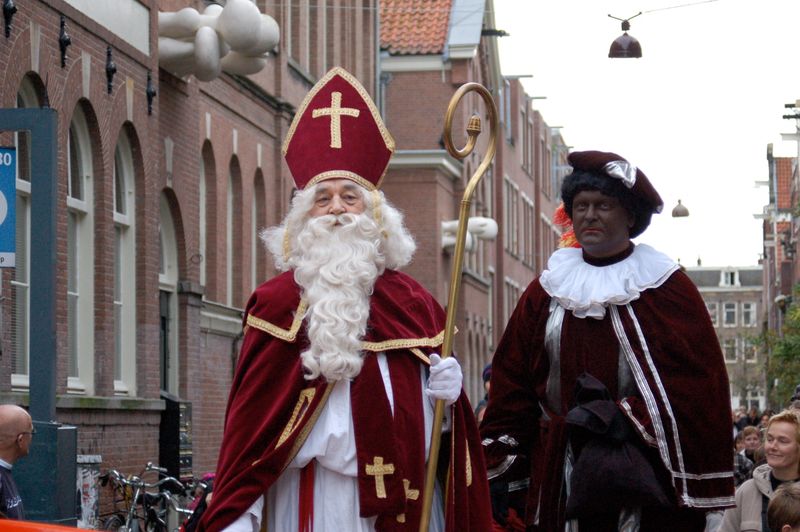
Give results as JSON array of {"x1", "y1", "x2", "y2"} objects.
[{"x1": 540, "y1": 243, "x2": 679, "y2": 319}]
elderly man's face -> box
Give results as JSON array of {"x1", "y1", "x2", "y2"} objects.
[
  {"x1": 309, "y1": 179, "x2": 366, "y2": 218},
  {"x1": 572, "y1": 190, "x2": 634, "y2": 259}
]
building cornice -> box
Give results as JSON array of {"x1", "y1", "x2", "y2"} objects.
[
  {"x1": 381, "y1": 54, "x2": 450, "y2": 72},
  {"x1": 389, "y1": 149, "x2": 463, "y2": 181}
]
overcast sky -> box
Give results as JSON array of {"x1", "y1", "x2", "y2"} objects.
[{"x1": 492, "y1": 0, "x2": 800, "y2": 267}]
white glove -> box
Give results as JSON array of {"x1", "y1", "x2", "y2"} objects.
[{"x1": 426, "y1": 354, "x2": 462, "y2": 407}]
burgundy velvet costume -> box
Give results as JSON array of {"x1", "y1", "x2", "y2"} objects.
[
  {"x1": 199, "y1": 269, "x2": 491, "y2": 532},
  {"x1": 480, "y1": 248, "x2": 735, "y2": 531}
]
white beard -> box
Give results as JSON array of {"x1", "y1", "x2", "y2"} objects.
[{"x1": 293, "y1": 213, "x2": 384, "y2": 382}]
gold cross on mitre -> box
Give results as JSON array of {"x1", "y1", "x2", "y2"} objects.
[
  {"x1": 365, "y1": 456, "x2": 395, "y2": 499},
  {"x1": 396, "y1": 479, "x2": 420, "y2": 523},
  {"x1": 312, "y1": 91, "x2": 360, "y2": 149}
]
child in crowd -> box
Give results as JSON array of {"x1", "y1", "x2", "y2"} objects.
[{"x1": 768, "y1": 482, "x2": 800, "y2": 532}]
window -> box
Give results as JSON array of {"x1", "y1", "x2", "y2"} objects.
[
  {"x1": 503, "y1": 178, "x2": 520, "y2": 257},
  {"x1": 741, "y1": 302, "x2": 757, "y2": 327},
  {"x1": 159, "y1": 194, "x2": 179, "y2": 394},
  {"x1": 66, "y1": 109, "x2": 95, "y2": 395},
  {"x1": 706, "y1": 302, "x2": 718, "y2": 326},
  {"x1": 227, "y1": 158, "x2": 243, "y2": 307},
  {"x1": 721, "y1": 270, "x2": 739, "y2": 287},
  {"x1": 113, "y1": 132, "x2": 137, "y2": 395},
  {"x1": 742, "y1": 338, "x2": 757, "y2": 363},
  {"x1": 252, "y1": 171, "x2": 267, "y2": 290},
  {"x1": 723, "y1": 338, "x2": 737, "y2": 363},
  {"x1": 200, "y1": 141, "x2": 216, "y2": 298},
  {"x1": 723, "y1": 302, "x2": 737, "y2": 327},
  {"x1": 521, "y1": 195, "x2": 535, "y2": 267},
  {"x1": 503, "y1": 277, "x2": 521, "y2": 325}
]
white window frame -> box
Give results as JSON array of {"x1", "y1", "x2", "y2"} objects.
[
  {"x1": 723, "y1": 338, "x2": 737, "y2": 363},
  {"x1": 743, "y1": 338, "x2": 757, "y2": 363},
  {"x1": 159, "y1": 194, "x2": 179, "y2": 395},
  {"x1": 112, "y1": 132, "x2": 137, "y2": 396},
  {"x1": 199, "y1": 154, "x2": 207, "y2": 289},
  {"x1": 226, "y1": 174, "x2": 234, "y2": 307},
  {"x1": 741, "y1": 302, "x2": 757, "y2": 328},
  {"x1": 706, "y1": 301, "x2": 718, "y2": 327},
  {"x1": 66, "y1": 111, "x2": 95, "y2": 395},
  {"x1": 723, "y1": 301, "x2": 737, "y2": 328}
]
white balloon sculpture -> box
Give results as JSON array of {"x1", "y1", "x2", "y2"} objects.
[{"x1": 159, "y1": 0, "x2": 280, "y2": 81}]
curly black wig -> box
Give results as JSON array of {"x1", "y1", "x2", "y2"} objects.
[{"x1": 561, "y1": 169, "x2": 654, "y2": 238}]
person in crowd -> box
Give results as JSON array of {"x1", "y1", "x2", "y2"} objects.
[
  {"x1": 735, "y1": 431, "x2": 755, "y2": 487},
  {"x1": 198, "y1": 67, "x2": 491, "y2": 532},
  {"x1": 474, "y1": 364, "x2": 492, "y2": 424},
  {"x1": 748, "y1": 407, "x2": 762, "y2": 427},
  {"x1": 720, "y1": 410, "x2": 800, "y2": 531},
  {"x1": 736, "y1": 408, "x2": 751, "y2": 433},
  {"x1": 767, "y1": 482, "x2": 800, "y2": 532},
  {"x1": 0, "y1": 404, "x2": 32, "y2": 519},
  {"x1": 761, "y1": 412, "x2": 776, "y2": 430},
  {"x1": 741, "y1": 426, "x2": 763, "y2": 466},
  {"x1": 479, "y1": 150, "x2": 734, "y2": 531}
]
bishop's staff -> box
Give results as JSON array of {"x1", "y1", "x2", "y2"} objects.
[{"x1": 419, "y1": 82, "x2": 498, "y2": 532}]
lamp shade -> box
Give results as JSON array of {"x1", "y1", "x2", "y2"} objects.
[
  {"x1": 671, "y1": 199, "x2": 689, "y2": 217},
  {"x1": 609, "y1": 32, "x2": 642, "y2": 58}
]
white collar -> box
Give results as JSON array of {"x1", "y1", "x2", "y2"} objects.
[
  {"x1": 0, "y1": 457, "x2": 12, "y2": 470},
  {"x1": 540, "y1": 243, "x2": 679, "y2": 319}
]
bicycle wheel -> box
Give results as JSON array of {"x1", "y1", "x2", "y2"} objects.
[{"x1": 101, "y1": 514, "x2": 126, "y2": 531}]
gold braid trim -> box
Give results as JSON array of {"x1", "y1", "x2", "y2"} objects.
[
  {"x1": 360, "y1": 329, "x2": 446, "y2": 353},
  {"x1": 305, "y1": 171, "x2": 377, "y2": 191},
  {"x1": 246, "y1": 300, "x2": 308, "y2": 342},
  {"x1": 280, "y1": 382, "x2": 335, "y2": 470},
  {"x1": 409, "y1": 348, "x2": 430, "y2": 365},
  {"x1": 275, "y1": 387, "x2": 316, "y2": 449},
  {"x1": 465, "y1": 439, "x2": 473, "y2": 487},
  {"x1": 282, "y1": 221, "x2": 291, "y2": 263}
]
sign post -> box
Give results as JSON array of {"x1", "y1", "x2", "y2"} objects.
[
  {"x1": 0, "y1": 146, "x2": 15, "y2": 267},
  {"x1": 0, "y1": 108, "x2": 77, "y2": 524}
]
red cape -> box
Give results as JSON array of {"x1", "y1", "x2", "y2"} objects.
[{"x1": 200, "y1": 269, "x2": 491, "y2": 531}]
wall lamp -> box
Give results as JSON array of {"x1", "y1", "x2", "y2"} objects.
[
  {"x1": 59, "y1": 15, "x2": 71, "y2": 68},
  {"x1": 3, "y1": 0, "x2": 16, "y2": 38},
  {"x1": 481, "y1": 28, "x2": 509, "y2": 37},
  {"x1": 608, "y1": 12, "x2": 642, "y2": 58},
  {"x1": 105, "y1": 46, "x2": 116, "y2": 94},
  {"x1": 146, "y1": 70, "x2": 156, "y2": 115}
]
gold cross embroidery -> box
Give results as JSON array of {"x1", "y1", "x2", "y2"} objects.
[
  {"x1": 396, "y1": 479, "x2": 420, "y2": 523},
  {"x1": 365, "y1": 456, "x2": 395, "y2": 499},
  {"x1": 311, "y1": 91, "x2": 360, "y2": 149}
]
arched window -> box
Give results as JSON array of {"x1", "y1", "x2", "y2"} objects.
[
  {"x1": 226, "y1": 158, "x2": 242, "y2": 307},
  {"x1": 66, "y1": 106, "x2": 95, "y2": 395},
  {"x1": 158, "y1": 194, "x2": 179, "y2": 394},
  {"x1": 10, "y1": 76, "x2": 39, "y2": 389},
  {"x1": 113, "y1": 130, "x2": 137, "y2": 395},
  {"x1": 199, "y1": 142, "x2": 215, "y2": 291},
  {"x1": 251, "y1": 170, "x2": 266, "y2": 291}
]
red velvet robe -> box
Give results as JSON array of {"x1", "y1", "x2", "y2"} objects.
[
  {"x1": 199, "y1": 269, "x2": 491, "y2": 532},
  {"x1": 480, "y1": 268, "x2": 735, "y2": 531}
]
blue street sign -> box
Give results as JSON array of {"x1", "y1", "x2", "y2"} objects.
[{"x1": 0, "y1": 146, "x2": 15, "y2": 267}]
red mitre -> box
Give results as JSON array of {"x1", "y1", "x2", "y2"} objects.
[
  {"x1": 282, "y1": 67, "x2": 395, "y2": 190},
  {"x1": 567, "y1": 150, "x2": 663, "y2": 214}
]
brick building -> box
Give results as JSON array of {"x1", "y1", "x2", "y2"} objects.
[
  {"x1": 380, "y1": 0, "x2": 567, "y2": 401},
  {"x1": 761, "y1": 147, "x2": 795, "y2": 336},
  {"x1": 0, "y1": 0, "x2": 567, "y2": 518}
]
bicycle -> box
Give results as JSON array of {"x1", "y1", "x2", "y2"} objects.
[{"x1": 99, "y1": 462, "x2": 189, "y2": 532}]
